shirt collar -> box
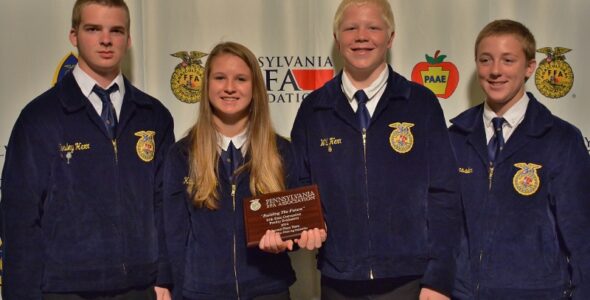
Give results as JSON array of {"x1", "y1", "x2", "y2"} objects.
[
  {"x1": 217, "y1": 128, "x2": 248, "y2": 154},
  {"x1": 341, "y1": 66, "x2": 389, "y2": 103},
  {"x1": 483, "y1": 92, "x2": 530, "y2": 129},
  {"x1": 72, "y1": 64, "x2": 125, "y2": 98}
]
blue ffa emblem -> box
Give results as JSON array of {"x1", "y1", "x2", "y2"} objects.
[
  {"x1": 170, "y1": 51, "x2": 208, "y2": 103},
  {"x1": 134, "y1": 131, "x2": 156, "y2": 162},
  {"x1": 512, "y1": 163, "x2": 542, "y2": 196},
  {"x1": 52, "y1": 52, "x2": 78, "y2": 86},
  {"x1": 388, "y1": 122, "x2": 415, "y2": 154}
]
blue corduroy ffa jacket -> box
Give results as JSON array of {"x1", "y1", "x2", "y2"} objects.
[
  {"x1": 163, "y1": 136, "x2": 296, "y2": 300},
  {"x1": 0, "y1": 72, "x2": 174, "y2": 299},
  {"x1": 449, "y1": 93, "x2": 590, "y2": 299},
  {"x1": 290, "y1": 65, "x2": 462, "y2": 295}
]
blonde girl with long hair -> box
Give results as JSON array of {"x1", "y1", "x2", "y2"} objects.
[{"x1": 163, "y1": 41, "x2": 324, "y2": 300}]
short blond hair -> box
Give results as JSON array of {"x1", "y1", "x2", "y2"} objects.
[{"x1": 333, "y1": 0, "x2": 395, "y2": 38}]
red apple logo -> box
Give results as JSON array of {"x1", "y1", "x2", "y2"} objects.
[{"x1": 411, "y1": 50, "x2": 459, "y2": 99}]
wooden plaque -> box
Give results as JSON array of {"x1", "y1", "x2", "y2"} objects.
[{"x1": 243, "y1": 185, "x2": 325, "y2": 247}]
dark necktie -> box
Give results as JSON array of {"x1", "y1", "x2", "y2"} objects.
[
  {"x1": 222, "y1": 141, "x2": 243, "y2": 180},
  {"x1": 354, "y1": 90, "x2": 371, "y2": 130},
  {"x1": 93, "y1": 84, "x2": 119, "y2": 139},
  {"x1": 487, "y1": 117, "x2": 506, "y2": 164}
]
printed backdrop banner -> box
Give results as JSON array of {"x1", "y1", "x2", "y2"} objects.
[{"x1": 0, "y1": 1, "x2": 589, "y2": 298}]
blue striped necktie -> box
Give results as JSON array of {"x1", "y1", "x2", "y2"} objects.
[
  {"x1": 93, "y1": 83, "x2": 119, "y2": 139},
  {"x1": 354, "y1": 89, "x2": 370, "y2": 130}
]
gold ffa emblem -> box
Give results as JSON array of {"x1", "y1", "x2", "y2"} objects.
[
  {"x1": 170, "y1": 51, "x2": 208, "y2": 103},
  {"x1": 135, "y1": 131, "x2": 156, "y2": 162},
  {"x1": 512, "y1": 163, "x2": 542, "y2": 196},
  {"x1": 389, "y1": 122, "x2": 415, "y2": 154},
  {"x1": 535, "y1": 47, "x2": 574, "y2": 99}
]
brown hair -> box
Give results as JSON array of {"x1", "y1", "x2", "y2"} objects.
[
  {"x1": 72, "y1": 0, "x2": 130, "y2": 30},
  {"x1": 475, "y1": 19, "x2": 536, "y2": 61},
  {"x1": 187, "y1": 41, "x2": 286, "y2": 209}
]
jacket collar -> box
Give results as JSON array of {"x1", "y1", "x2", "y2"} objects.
[
  {"x1": 311, "y1": 65, "x2": 412, "y2": 131},
  {"x1": 450, "y1": 92, "x2": 553, "y2": 138},
  {"x1": 58, "y1": 71, "x2": 152, "y2": 113},
  {"x1": 451, "y1": 92, "x2": 554, "y2": 165}
]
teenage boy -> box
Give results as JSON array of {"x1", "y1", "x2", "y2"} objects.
[
  {"x1": 0, "y1": 0, "x2": 174, "y2": 299},
  {"x1": 450, "y1": 19, "x2": 590, "y2": 299},
  {"x1": 291, "y1": 0, "x2": 461, "y2": 299}
]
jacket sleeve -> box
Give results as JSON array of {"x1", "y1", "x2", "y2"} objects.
[
  {"x1": 290, "y1": 100, "x2": 312, "y2": 187},
  {"x1": 551, "y1": 129, "x2": 590, "y2": 299},
  {"x1": 420, "y1": 97, "x2": 462, "y2": 296},
  {"x1": 279, "y1": 137, "x2": 300, "y2": 190},
  {"x1": 1, "y1": 112, "x2": 49, "y2": 299},
  {"x1": 162, "y1": 143, "x2": 191, "y2": 298},
  {"x1": 154, "y1": 111, "x2": 175, "y2": 287}
]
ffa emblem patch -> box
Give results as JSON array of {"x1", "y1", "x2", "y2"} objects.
[
  {"x1": 389, "y1": 122, "x2": 415, "y2": 154},
  {"x1": 535, "y1": 47, "x2": 574, "y2": 99},
  {"x1": 170, "y1": 51, "x2": 208, "y2": 103},
  {"x1": 512, "y1": 163, "x2": 542, "y2": 196},
  {"x1": 135, "y1": 131, "x2": 156, "y2": 162},
  {"x1": 249, "y1": 199, "x2": 262, "y2": 212}
]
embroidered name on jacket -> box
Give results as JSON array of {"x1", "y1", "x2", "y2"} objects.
[
  {"x1": 458, "y1": 167, "x2": 473, "y2": 174},
  {"x1": 389, "y1": 122, "x2": 414, "y2": 154},
  {"x1": 58, "y1": 141, "x2": 91, "y2": 164},
  {"x1": 513, "y1": 162, "x2": 542, "y2": 196},
  {"x1": 320, "y1": 137, "x2": 342, "y2": 152},
  {"x1": 135, "y1": 130, "x2": 156, "y2": 162}
]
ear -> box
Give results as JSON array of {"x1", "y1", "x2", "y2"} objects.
[
  {"x1": 69, "y1": 28, "x2": 78, "y2": 47},
  {"x1": 333, "y1": 33, "x2": 340, "y2": 50},
  {"x1": 525, "y1": 58, "x2": 537, "y2": 78},
  {"x1": 387, "y1": 31, "x2": 395, "y2": 49},
  {"x1": 126, "y1": 34, "x2": 132, "y2": 50}
]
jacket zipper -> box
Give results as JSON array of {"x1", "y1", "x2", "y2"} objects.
[
  {"x1": 478, "y1": 162, "x2": 495, "y2": 295},
  {"x1": 362, "y1": 128, "x2": 373, "y2": 279},
  {"x1": 488, "y1": 162, "x2": 494, "y2": 190},
  {"x1": 112, "y1": 139, "x2": 118, "y2": 165},
  {"x1": 231, "y1": 183, "x2": 240, "y2": 299},
  {"x1": 475, "y1": 249, "x2": 483, "y2": 296}
]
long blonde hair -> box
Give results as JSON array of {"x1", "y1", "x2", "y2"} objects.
[{"x1": 187, "y1": 41, "x2": 285, "y2": 209}]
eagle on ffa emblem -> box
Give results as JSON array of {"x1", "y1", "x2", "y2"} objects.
[
  {"x1": 135, "y1": 131, "x2": 156, "y2": 162},
  {"x1": 389, "y1": 122, "x2": 415, "y2": 154},
  {"x1": 512, "y1": 162, "x2": 542, "y2": 196}
]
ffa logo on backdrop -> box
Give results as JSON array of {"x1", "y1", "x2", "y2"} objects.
[
  {"x1": 170, "y1": 51, "x2": 208, "y2": 103},
  {"x1": 411, "y1": 50, "x2": 459, "y2": 99},
  {"x1": 53, "y1": 52, "x2": 78, "y2": 86},
  {"x1": 534, "y1": 47, "x2": 574, "y2": 99},
  {"x1": 168, "y1": 51, "x2": 334, "y2": 104}
]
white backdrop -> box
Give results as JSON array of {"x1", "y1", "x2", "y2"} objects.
[{"x1": 1, "y1": 1, "x2": 589, "y2": 298}]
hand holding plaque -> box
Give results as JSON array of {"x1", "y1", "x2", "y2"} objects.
[{"x1": 243, "y1": 185, "x2": 325, "y2": 247}]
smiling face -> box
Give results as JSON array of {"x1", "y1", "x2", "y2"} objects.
[
  {"x1": 208, "y1": 53, "x2": 253, "y2": 128},
  {"x1": 335, "y1": 2, "x2": 394, "y2": 81},
  {"x1": 69, "y1": 3, "x2": 130, "y2": 84},
  {"x1": 476, "y1": 34, "x2": 536, "y2": 115}
]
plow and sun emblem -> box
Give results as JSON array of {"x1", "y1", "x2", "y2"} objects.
[
  {"x1": 170, "y1": 51, "x2": 208, "y2": 103},
  {"x1": 512, "y1": 162, "x2": 542, "y2": 196},
  {"x1": 535, "y1": 47, "x2": 574, "y2": 99},
  {"x1": 135, "y1": 130, "x2": 156, "y2": 162},
  {"x1": 388, "y1": 122, "x2": 415, "y2": 154}
]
